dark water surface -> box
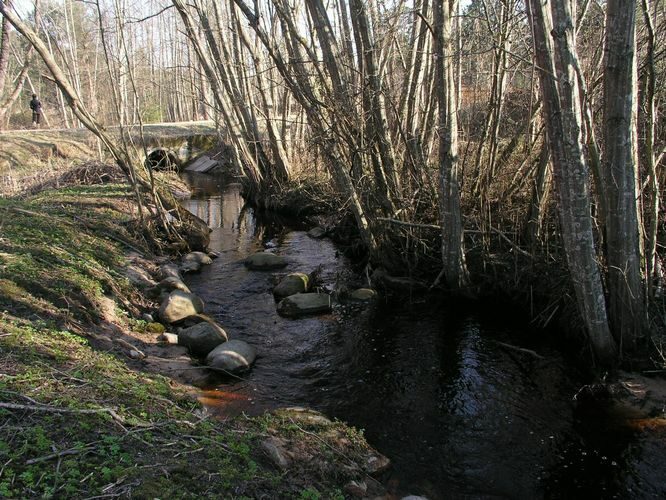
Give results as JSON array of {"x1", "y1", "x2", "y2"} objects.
[{"x1": 181, "y1": 173, "x2": 666, "y2": 499}]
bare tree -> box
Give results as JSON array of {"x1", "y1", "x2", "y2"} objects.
[
  {"x1": 603, "y1": 0, "x2": 645, "y2": 350},
  {"x1": 526, "y1": 0, "x2": 616, "y2": 363},
  {"x1": 434, "y1": 0, "x2": 470, "y2": 290},
  {"x1": 640, "y1": 0, "x2": 661, "y2": 298}
]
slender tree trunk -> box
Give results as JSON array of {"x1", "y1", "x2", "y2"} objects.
[
  {"x1": 434, "y1": 0, "x2": 469, "y2": 290},
  {"x1": 0, "y1": 0, "x2": 38, "y2": 128},
  {"x1": 526, "y1": 0, "x2": 616, "y2": 363},
  {"x1": 603, "y1": 0, "x2": 645, "y2": 349},
  {"x1": 525, "y1": 143, "x2": 552, "y2": 248},
  {"x1": 0, "y1": 0, "x2": 11, "y2": 99},
  {"x1": 640, "y1": 0, "x2": 661, "y2": 297}
]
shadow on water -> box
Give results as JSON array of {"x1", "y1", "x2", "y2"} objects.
[{"x1": 181, "y1": 172, "x2": 666, "y2": 499}]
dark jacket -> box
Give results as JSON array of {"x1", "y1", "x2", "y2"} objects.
[{"x1": 30, "y1": 98, "x2": 42, "y2": 113}]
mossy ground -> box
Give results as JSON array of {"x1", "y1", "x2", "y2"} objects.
[{"x1": 0, "y1": 163, "x2": 384, "y2": 498}]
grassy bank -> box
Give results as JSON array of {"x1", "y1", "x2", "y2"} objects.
[{"x1": 0, "y1": 170, "x2": 386, "y2": 498}]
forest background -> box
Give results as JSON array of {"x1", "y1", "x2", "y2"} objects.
[{"x1": 1, "y1": 0, "x2": 664, "y2": 366}]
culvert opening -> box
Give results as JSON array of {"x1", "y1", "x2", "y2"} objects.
[{"x1": 146, "y1": 148, "x2": 181, "y2": 171}]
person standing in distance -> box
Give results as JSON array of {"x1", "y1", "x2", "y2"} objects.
[{"x1": 29, "y1": 93, "x2": 42, "y2": 127}]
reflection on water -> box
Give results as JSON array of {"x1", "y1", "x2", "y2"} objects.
[{"x1": 181, "y1": 173, "x2": 666, "y2": 499}]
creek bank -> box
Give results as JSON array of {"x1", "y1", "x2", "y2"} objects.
[{"x1": 0, "y1": 169, "x2": 394, "y2": 498}]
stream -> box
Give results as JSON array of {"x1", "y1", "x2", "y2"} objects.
[{"x1": 181, "y1": 172, "x2": 666, "y2": 499}]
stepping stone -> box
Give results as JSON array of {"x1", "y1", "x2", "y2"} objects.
[
  {"x1": 277, "y1": 293, "x2": 331, "y2": 318},
  {"x1": 206, "y1": 340, "x2": 256, "y2": 373},
  {"x1": 178, "y1": 321, "x2": 228, "y2": 358},
  {"x1": 159, "y1": 290, "x2": 204, "y2": 324},
  {"x1": 273, "y1": 273, "x2": 309, "y2": 299}
]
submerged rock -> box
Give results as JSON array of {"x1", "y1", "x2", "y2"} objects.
[
  {"x1": 206, "y1": 340, "x2": 256, "y2": 373},
  {"x1": 245, "y1": 252, "x2": 287, "y2": 270},
  {"x1": 349, "y1": 288, "x2": 378, "y2": 302},
  {"x1": 307, "y1": 227, "x2": 327, "y2": 239},
  {"x1": 159, "y1": 290, "x2": 204, "y2": 324},
  {"x1": 178, "y1": 322, "x2": 228, "y2": 358},
  {"x1": 277, "y1": 293, "x2": 331, "y2": 317},
  {"x1": 273, "y1": 273, "x2": 309, "y2": 299}
]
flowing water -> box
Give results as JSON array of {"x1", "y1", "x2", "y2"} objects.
[{"x1": 181, "y1": 172, "x2": 666, "y2": 499}]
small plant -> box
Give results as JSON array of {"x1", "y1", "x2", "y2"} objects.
[{"x1": 298, "y1": 487, "x2": 321, "y2": 500}]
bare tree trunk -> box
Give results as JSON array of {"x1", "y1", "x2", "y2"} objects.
[
  {"x1": 231, "y1": 0, "x2": 379, "y2": 255},
  {"x1": 0, "y1": 0, "x2": 10, "y2": 95},
  {"x1": 526, "y1": 0, "x2": 616, "y2": 363},
  {"x1": 640, "y1": 0, "x2": 661, "y2": 297},
  {"x1": 349, "y1": 0, "x2": 400, "y2": 198},
  {"x1": 603, "y1": 0, "x2": 645, "y2": 350},
  {"x1": 524, "y1": 143, "x2": 552, "y2": 248},
  {"x1": 171, "y1": 0, "x2": 264, "y2": 192},
  {"x1": 434, "y1": 0, "x2": 470, "y2": 291}
]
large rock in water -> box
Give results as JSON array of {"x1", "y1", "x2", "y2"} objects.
[
  {"x1": 159, "y1": 290, "x2": 204, "y2": 324},
  {"x1": 206, "y1": 340, "x2": 256, "y2": 373},
  {"x1": 277, "y1": 293, "x2": 331, "y2": 317},
  {"x1": 245, "y1": 252, "x2": 287, "y2": 270},
  {"x1": 273, "y1": 273, "x2": 309, "y2": 299},
  {"x1": 178, "y1": 321, "x2": 228, "y2": 358}
]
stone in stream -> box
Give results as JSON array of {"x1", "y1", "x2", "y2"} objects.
[
  {"x1": 349, "y1": 288, "x2": 378, "y2": 302},
  {"x1": 178, "y1": 321, "x2": 229, "y2": 358},
  {"x1": 183, "y1": 251, "x2": 213, "y2": 266},
  {"x1": 307, "y1": 226, "x2": 327, "y2": 239},
  {"x1": 158, "y1": 276, "x2": 191, "y2": 294},
  {"x1": 159, "y1": 290, "x2": 204, "y2": 324},
  {"x1": 273, "y1": 273, "x2": 309, "y2": 299},
  {"x1": 159, "y1": 263, "x2": 182, "y2": 281},
  {"x1": 180, "y1": 260, "x2": 202, "y2": 274},
  {"x1": 277, "y1": 293, "x2": 331, "y2": 318},
  {"x1": 206, "y1": 340, "x2": 256, "y2": 373},
  {"x1": 245, "y1": 252, "x2": 287, "y2": 270}
]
